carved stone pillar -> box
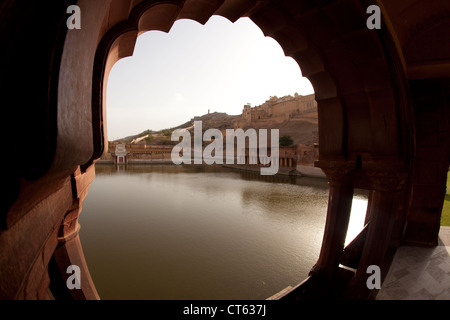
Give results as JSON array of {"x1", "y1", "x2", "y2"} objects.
[
  {"x1": 344, "y1": 165, "x2": 408, "y2": 299},
  {"x1": 312, "y1": 161, "x2": 356, "y2": 279}
]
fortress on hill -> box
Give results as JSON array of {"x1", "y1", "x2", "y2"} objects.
[
  {"x1": 102, "y1": 93, "x2": 320, "y2": 167},
  {"x1": 234, "y1": 93, "x2": 317, "y2": 129}
]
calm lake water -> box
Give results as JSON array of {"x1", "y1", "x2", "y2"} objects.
[{"x1": 79, "y1": 164, "x2": 367, "y2": 300}]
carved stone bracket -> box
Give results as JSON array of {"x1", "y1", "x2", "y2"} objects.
[
  {"x1": 315, "y1": 160, "x2": 357, "y2": 187},
  {"x1": 361, "y1": 163, "x2": 409, "y2": 192},
  {"x1": 316, "y1": 160, "x2": 409, "y2": 192}
]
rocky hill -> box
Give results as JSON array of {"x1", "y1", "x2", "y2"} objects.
[
  {"x1": 173, "y1": 112, "x2": 240, "y2": 131},
  {"x1": 114, "y1": 112, "x2": 239, "y2": 145},
  {"x1": 114, "y1": 110, "x2": 318, "y2": 147}
]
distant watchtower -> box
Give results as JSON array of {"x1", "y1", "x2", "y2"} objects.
[{"x1": 242, "y1": 103, "x2": 251, "y2": 120}]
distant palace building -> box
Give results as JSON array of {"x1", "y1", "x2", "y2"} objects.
[
  {"x1": 234, "y1": 93, "x2": 317, "y2": 129},
  {"x1": 102, "y1": 93, "x2": 319, "y2": 167},
  {"x1": 233, "y1": 93, "x2": 319, "y2": 167}
]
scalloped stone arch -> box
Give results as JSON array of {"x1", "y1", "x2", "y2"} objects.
[
  {"x1": 87, "y1": 0, "x2": 410, "y2": 175},
  {"x1": 83, "y1": 2, "x2": 412, "y2": 300},
  {"x1": 86, "y1": 0, "x2": 345, "y2": 168}
]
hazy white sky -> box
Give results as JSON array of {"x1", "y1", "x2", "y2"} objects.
[{"x1": 106, "y1": 16, "x2": 314, "y2": 140}]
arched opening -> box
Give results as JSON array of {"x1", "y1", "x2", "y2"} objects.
[
  {"x1": 75, "y1": 0, "x2": 398, "y2": 300},
  {"x1": 84, "y1": 1, "x2": 345, "y2": 170},
  {"x1": 80, "y1": 14, "x2": 336, "y2": 300},
  {"x1": 105, "y1": 16, "x2": 314, "y2": 140}
]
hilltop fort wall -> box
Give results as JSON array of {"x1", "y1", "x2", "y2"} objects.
[{"x1": 235, "y1": 93, "x2": 317, "y2": 129}]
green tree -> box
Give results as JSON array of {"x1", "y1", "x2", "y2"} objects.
[
  {"x1": 141, "y1": 129, "x2": 152, "y2": 137},
  {"x1": 160, "y1": 138, "x2": 172, "y2": 145},
  {"x1": 279, "y1": 135, "x2": 294, "y2": 147},
  {"x1": 145, "y1": 135, "x2": 154, "y2": 143}
]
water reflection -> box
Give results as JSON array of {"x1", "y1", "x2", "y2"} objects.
[{"x1": 79, "y1": 164, "x2": 367, "y2": 300}]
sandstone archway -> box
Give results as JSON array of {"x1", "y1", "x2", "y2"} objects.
[
  {"x1": 1, "y1": 0, "x2": 449, "y2": 300},
  {"x1": 86, "y1": 0, "x2": 409, "y2": 300}
]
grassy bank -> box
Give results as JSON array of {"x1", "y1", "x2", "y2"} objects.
[{"x1": 441, "y1": 171, "x2": 450, "y2": 226}]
